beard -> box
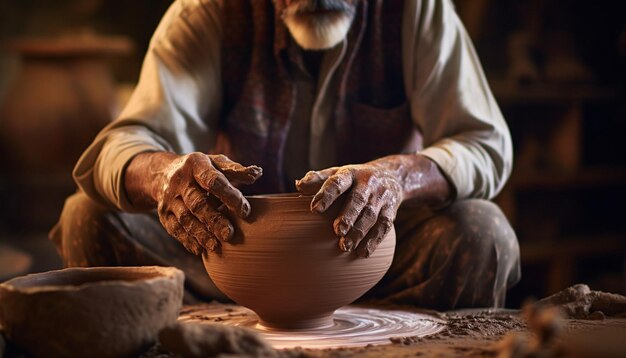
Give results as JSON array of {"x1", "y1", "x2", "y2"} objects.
[{"x1": 280, "y1": 0, "x2": 357, "y2": 50}]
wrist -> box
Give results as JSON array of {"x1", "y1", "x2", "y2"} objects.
[
  {"x1": 369, "y1": 154, "x2": 454, "y2": 208},
  {"x1": 124, "y1": 151, "x2": 179, "y2": 210}
]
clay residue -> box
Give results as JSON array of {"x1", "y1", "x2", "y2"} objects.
[
  {"x1": 430, "y1": 310, "x2": 524, "y2": 339},
  {"x1": 177, "y1": 304, "x2": 444, "y2": 349},
  {"x1": 158, "y1": 322, "x2": 276, "y2": 358},
  {"x1": 495, "y1": 294, "x2": 626, "y2": 358},
  {"x1": 6, "y1": 291, "x2": 626, "y2": 358},
  {"x1": 536, "y1": 283, "x2": 626, "y2": 319}
]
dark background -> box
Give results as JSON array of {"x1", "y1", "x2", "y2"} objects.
[{"x1": 0, "y1": 0, "x2": 624, "y2": 307}]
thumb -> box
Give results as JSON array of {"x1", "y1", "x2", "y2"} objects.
[
  {"x1": 210, "y1": 154, "x2": 262, "y2": 185},
  {"x1": 295, "y1": 167, "x2": 339, "y2": 195}
]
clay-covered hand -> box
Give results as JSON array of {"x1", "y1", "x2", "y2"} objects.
[
  {"x1": 126, "y1": 152, "x2": 262, "y2": 255},
  {"x1": 296, "y1": 164, "x2": 402, "y2": 258},
  {"x1": 295, "y1": 154, "x2": 453, "y2": 257}
]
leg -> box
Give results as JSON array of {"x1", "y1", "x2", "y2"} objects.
[
  {"x1": 49, "y1": 191, "x2": 227, "y2": 301},
  {"x1": 367, "y1": 199, "x2": 521, "y2": 310}
]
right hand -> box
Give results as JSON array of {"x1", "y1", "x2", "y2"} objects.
[{"x1": 154, "y1": 152, "x2": 262, "y2": 255}]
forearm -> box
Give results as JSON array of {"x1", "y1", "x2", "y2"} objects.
[
  {"x1": 125, "y1": 151, "x2": 178, "y2": 210},
  {"x1": 369, "y1": 154, "x2": 454, "y2": 208}
]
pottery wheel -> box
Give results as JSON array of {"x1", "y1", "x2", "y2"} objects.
[{"x1": 179, "y1": 304, "x2": 445, "y2": 349}]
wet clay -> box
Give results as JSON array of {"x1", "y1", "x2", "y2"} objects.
[
  {"x1": 0, "y1": 266, "x2": 184, "y2": 358},
  {"x1": 159, "y1": 321, "x2": 276, "y2": 357},
  {"x1": 536, "y1": 283, "x2": 626, "y2": 319},
  {"x1": 178, "y1": 304, "x2": 444, "y2": 349},
  {"x1": 203, "y1": 194, "x2": 396, "y2": 330}
]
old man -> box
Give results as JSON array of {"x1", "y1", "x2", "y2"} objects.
[{"x1": 52, "y1": 0, "x2": 520, "y2": 309}]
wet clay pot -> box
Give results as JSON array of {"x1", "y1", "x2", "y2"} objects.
[
  {"x1": 202, "y1": 194, "x2": 396, "y2": 330},
  {"x1": 0, "y1": 266, "x2": 184, "y2": 358}
]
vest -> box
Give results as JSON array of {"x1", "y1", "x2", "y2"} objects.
[{"x1": 215, "y1": 0, "x2": 421, "y2": 194}]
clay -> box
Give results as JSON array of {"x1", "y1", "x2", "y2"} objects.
[
  {"x1": 561, "y1": 325, "x2": 626, "y2": 357},
  {"x1": 178, "y1": 304, "x2": 444, "y2": 349},
  {"x1": 495, "y1": 303, "x2": 563, "y2": 358},
  {"x1": 431, "y1": 310, "x2": 524, "y2": 340},
  {"x1": 137, "y1": 302, "x2": 626, "y2": 358},
  {"x1": 536, "y1": 283, "x2": 626, "y2": 319},
  {"x1": 494, "y1": 300, "x2": 626, "y2": 358},
  {"x1": 0, "y1": 266, "x2": 184, "y2": 358},
  {"x1": 158, "y1": 322, "x2": 276, "y2": 357},
  {"x1": 203, "y1": 193, "x2": 396, "y2": 330},
  {"x1": 0, "y1": 35, "x2": 131, "y2": 229}
]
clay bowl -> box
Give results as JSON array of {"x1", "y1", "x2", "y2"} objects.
[
  {"x1": 0, "y1": 266, "x2": 184, "y2": 358},
  {"x1": 202, "y1": 193, "x2": 396, "y2": 330}
]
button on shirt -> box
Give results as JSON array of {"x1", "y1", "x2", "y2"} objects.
[{"x1": 73, "y1": 0, "x2": 513, "y2": 212}]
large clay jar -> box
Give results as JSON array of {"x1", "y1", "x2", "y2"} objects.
[
  {"x1": 202, "y1": 194, "x2": 396, "y2": 330},
  {"x1": 0, "y1": 34, "x2": 132, "y2": 230},
  {"x1": 0, "y1": 266, "x2": 184, "y2": 358}
]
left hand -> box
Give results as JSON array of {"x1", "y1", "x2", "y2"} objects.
[{"x1": 296, "y1": 164, "x2": 402, "y2": 257}]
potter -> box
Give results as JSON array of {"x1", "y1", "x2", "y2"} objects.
[{"x1": 53, "y1": 0, "x2": 521, "y2": 311}]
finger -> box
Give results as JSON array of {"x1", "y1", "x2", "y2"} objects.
[
  {"x1": 181, "y1": 185, "x2": 234, "y2": 242},
  {"x1": 161, "y1": 213, "x2": 203, "y2": 255},
  {"x1": 333, "y1": 183, "x2": 372, "y2": 237},
  {"x1": 205, "y1": 237, "x2": 220, "y2": 252},
  {"x1": 295, "y1": 167, "x2": 340, "y2": 195},
  {"x1": 169, "y1": 197, "x2": 217, "y2": 247},
  {"x1": 356, "y1": 205, "x2": 395, "y2": 258},
  {"x1": 310, "y1": 169, "x2": 353, "y2": 213},
  {"x1": 210, "y1": 154, "x2": 263, "y2": 185},
  {"x1": 339, "y1": 195, "x2": 382, "y2": 253},
  {"x1": 194, "y1": 167, "x2": 251, "y2": 218}
]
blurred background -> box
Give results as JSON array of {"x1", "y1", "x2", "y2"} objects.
[{"x1": 0, "y1": 0, "x2": 624, "y2": 307}]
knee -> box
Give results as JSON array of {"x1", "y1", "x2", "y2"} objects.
[
  {"x1": 61, "y1": 192, "x2": 111, "y2": 221},
  {"x1": 50, "y1": 192, "x2": 119, "y2": 266},
  {"x1": 441, "y1": 199, "x2": 519, "y2": 261},
  {"x1": 435, "y1": 200, "x2": 521, "y2": 306},
  {"x1": 54, "y1": 192, "x2": 115, "y2": 238}
]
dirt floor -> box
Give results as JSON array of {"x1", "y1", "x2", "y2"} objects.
[
  {"x1": 3, "y1": 284, "x2": 626, "y2": 357},
  {"x1": 139, "y1": 303, "x2": 626, "y2": 357}
]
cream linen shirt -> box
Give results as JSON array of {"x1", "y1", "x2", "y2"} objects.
[{"x1": 73, "y1": 0, "x2": 512, "y2": 212}]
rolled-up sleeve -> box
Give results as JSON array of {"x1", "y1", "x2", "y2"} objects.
[
  {"x1": 403, "y1": 0, "x2": 513, "y2": 200},
  {"x1": 73, "y1": 0, "x2": 223, "y2": 211}
]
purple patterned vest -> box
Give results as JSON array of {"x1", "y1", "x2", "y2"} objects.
[{"x1": 214, "y1": 0, "x2": 421, "y2": 194}]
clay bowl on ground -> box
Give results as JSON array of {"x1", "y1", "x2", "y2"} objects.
[
  {"x1": 202, "y1": 193, "x2": 396, "y2": 330},
  {"x1": 0, "y1": 266, "x2": 184, "y2": 358}
]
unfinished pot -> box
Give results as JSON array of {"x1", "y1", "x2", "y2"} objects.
[
  {"x1": 202, "y1": 194, "x2": 396, "y2": 330},
  {"x1": 0, "y1": 266, "x2": 184, "y2": 358}
]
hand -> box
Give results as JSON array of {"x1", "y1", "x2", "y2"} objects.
[
  {"x1": 296, "y1": 164, "x2": 402, "y2": 258},
  {"x1": 128, "y1": 152, "x2": 262, "y2": 255}
]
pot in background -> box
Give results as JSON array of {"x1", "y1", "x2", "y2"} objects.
[
  {"x1": 0, "y1": 34, "x2": 133, "y2": 231},
  {"x1": 202, "y1": 194, "x2": 396, "y2": 330}
]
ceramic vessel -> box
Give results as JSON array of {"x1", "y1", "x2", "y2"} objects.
[
  {"x1": 0, "y1": 34, "x2": 132, "y2": 230},
  {"x1": 202, "y1": 194, "x2": 396, "y2": 330},
  {"x1": 0, "y1": 266, "x2": 184, "y2": 358}
]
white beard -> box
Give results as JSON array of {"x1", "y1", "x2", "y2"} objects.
[{"x1": 283, "y1": 11, "x2": 354, "y2": 50}]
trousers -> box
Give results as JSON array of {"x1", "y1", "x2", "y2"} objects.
[{"x1": 50, "y1": 191, "x2": 520, "y2": 309}]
